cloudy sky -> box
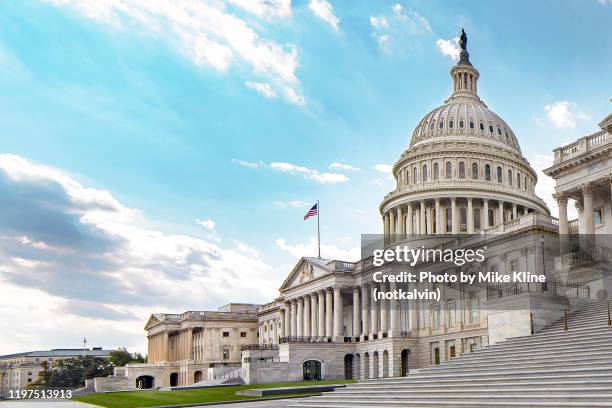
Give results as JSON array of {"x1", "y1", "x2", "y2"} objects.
[{"x1": 0, "y1": 0, "x2": 611, "y2": 354}]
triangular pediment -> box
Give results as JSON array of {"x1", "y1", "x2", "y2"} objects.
[
  {"x1": 279, "y1": 257, "x2": 332, "y2": 291},
  {"x1": 144, "y1": 314, "x2": 163, "y2": 330}
]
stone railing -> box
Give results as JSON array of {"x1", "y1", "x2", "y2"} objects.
[
  {"x1": 240, "y1": 344, "x2": 278, "y2": 351},
  {"x1": 553, "y1": 129, "x2": 610, "y2": 164},
  {"x1": 279, "y1": 336, "x2": 333, "y2": 344}
]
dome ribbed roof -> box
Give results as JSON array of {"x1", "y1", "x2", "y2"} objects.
[{"x1": 409, "y1": 99, "x2": 521, "y2": 154}]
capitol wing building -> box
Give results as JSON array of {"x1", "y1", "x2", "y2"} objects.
[{"x1": 90, "y1": 36, "x2": 612, "y2": 395}]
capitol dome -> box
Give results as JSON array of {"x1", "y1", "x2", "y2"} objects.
[{"x1": 380, "y1": 30, "x2": 549, "y2": 240}]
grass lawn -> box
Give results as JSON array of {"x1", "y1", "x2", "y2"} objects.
[{"x1": 73, "y1": 380, "x2": 355, "y2": 408}]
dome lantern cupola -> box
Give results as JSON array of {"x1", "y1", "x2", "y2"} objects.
[{"x1": 448, "y1": 29, "x2": 480, "y2": 102}]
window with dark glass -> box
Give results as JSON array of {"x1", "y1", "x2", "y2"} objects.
[
  {"x1": 459, "y1": 162, "x2": 465, "y2": 179},
  {"x1": 508, "y1": 169, "x2": 513, "y2": 186},
  {"x1": 445, "y1": 162, "x2": 452, "y2": 179},
  {"x1": 472, "y1": 162, "x2": 478, "y2": 180},
  {"x1": 422, "y1": 164, "x2": 428, "y2": 182},
  {"x1": 485, "y1": 164, "x2": 491, "y2": 181},
  {"x1": 433, "y1": 162, "x2": 439, "y2": 180},
  {"x1": 497, "y1": 167, "x2": 502, "y2": 183}
]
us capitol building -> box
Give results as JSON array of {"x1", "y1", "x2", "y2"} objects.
[{"x1": 91, "y1": 33, "x2": 612, "y2": 392}]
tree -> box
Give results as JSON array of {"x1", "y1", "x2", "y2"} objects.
[
  {"x1": 109, "y1": 349, "x2": 132, "y2": 367},
  {"x1": 33, "y1": 356, "x2": 113, "y2": 388}
]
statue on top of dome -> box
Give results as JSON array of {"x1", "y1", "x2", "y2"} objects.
[{"x1": 459, "y1": 28, "x2": 468, "y2": 50}]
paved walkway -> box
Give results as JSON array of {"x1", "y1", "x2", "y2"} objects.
[
  {"x1": 0, "y1": 400, "x2": 97, "y2": 407},
  {"x1": 195, "y1": 398, "x2": 303, "y2": 408}
]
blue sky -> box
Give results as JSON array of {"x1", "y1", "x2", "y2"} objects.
[{"x1": 0, "y1": 0, "x2": 610, "y2": 354}]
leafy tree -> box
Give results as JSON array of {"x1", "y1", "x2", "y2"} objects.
[
  {"x1": 109, "y1": 349, "x2": 132, "y2": 367},
  {"x1": 33, "y1": 356, "x2": 113, "y2": 388}
]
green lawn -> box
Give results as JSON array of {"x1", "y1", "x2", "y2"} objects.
[{"x1": 73, "y1": 380, "x2": 355, "y2": 408}]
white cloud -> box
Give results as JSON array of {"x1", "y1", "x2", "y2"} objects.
[
  {"x1": 45, "y1": 0, "x2": 304, "y2": 105},
  {"x1": 270, "y1": 162, "x2": 348, "y2": 184},
  {"x1": 227, "y1": 0, "x2": 291, "y2": 19},
  {"x1": 597, "y1": 0, "x2": 612, "y2": 4},
  {"x1": 283, "y1": 86, "x2": 306, "y2": 106},
  {"x1": 542, "y1": 101, "x2": 590, "y2": 129},
  {"x1": 244, "y1": 81, "x2": 276, "y2": 99},
  {"x1": 308, "y1": 0, "x2": 340, "y2": 31},
  {"x1": 195, "y1": 218, "x2": 215, "y2": 230},
  {"x1": 373, "y1": 163, "x2": 393, "y2": 173},
  {"x1": 329, "y1": 162, "x2": 359, "y2": 171},
  {"x1": 436, "y1": 38, "x2": 460, "y2": 61},
  {"x1": 0, "y1": 154, "x2": 277, "y2": 354},
  {"x1": 275, "y1": 237, "x2": 360, "y2": 261},
  {"x1": 274, "y1": 200, "x2": 309, "y2": 208},
  {"x1": 232, "y1": 158, "x2": 262, "y2": 168},
  {"x1": 370, "y1": 3, "x2": 431, "y2": 53}
]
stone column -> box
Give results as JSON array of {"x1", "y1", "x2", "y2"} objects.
[
  {"x1": 512, "y1": 203, "x2": 517, "y2": 219},
  {"x1": 383, "y1": 212, "x2": 390, "y2": 241},
  {"x1": 186, "y1": 328, "x2": 193, "y2": 361},
  {"x1": 280, "y1": 307, "x2": 288, "y2": 337},
  {"x1": 303, "y1": 295, "x2": 311, "y2": 337},
  {"x1": 555, "y1": 192, "x2": 569, "y2": 254},
  {"x1": 361, "y1": 285, "x2": 370, "y2": 340},
  {"x1": 333, "y1": 287, "x2": 343, "y2": 340},
  {"x1": 325, "y1": 289, "x2": 333, "y2": 337},
  {"x1": 467, "y1": 197, "x2": 474, "y2": 233},
  {"x1": 310, "y1": 294, "x2": 318, "y2": 338},
  {"x1": 451, "y1": 197, "x2": 458, "y2": 234},
  {"x1": 318, "y1": 291, "x2": 325, "y2": 337},
  {"x1": 272, "y1": 319, "x2": 278, "y2": 344},
  {"x1": 498, "y1": 200, "x2": 504, "y2": 226},
  {"x1": 290, "y1": 300, "x2": 297, "y2": 337},
  {"x1": 483, "y1": 199, "x2": 489, "y2": 228},
  {"x1": 435, "y1": 198, "x2": 441, "y2": 234},
  {"x1": 398, "y1": 206, "x2": 405, "y2": 239},
  {"x1": 406, "y1": 203, "x2": 413, "y2": 236},
  {"x1": 370, "y1": 285, "x2": 379, "y2": 338},
  {"x1": 420, "y1": 200, "x2": 426, "y2": 235},
  {"x1": 379, "y1": 282, "x2": 388, "y2": 336},
  {"x1": 389, "y1": 208, "x2": 396, "y2": 242},
  {"x1": 582, "y1": 183, "x2": 594, "y2": 235},
  {"x1": 389, "y1": 281, "x2": 399, "y2": 337},
  {"x1": 296, "y1": 298, "x2": 304, "y2": 337},
  {"x1": 524, "y1": 206, "x2": 529, "y2": 215},
  {"x1": 163, "y1": 331, "x2": 170, "y2": 362},
  {"x1": 352, "y1": 287, "x2": 361, "y2": 338}
]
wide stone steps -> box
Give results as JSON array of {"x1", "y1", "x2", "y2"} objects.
[{"x1": 288, "y1": 301, "x2": 612, "y2": 408}]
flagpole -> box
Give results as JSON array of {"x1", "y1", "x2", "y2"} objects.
[{"x1": 317, "y1": 200, "x2": 321, "y2": 258}]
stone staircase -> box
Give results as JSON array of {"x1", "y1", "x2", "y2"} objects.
[{"x1": 288, "y1": 300, "x2": 612, "y2": 407}]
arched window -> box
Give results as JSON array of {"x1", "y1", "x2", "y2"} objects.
[
  {"x1": 489, "y1": 125, "x2": 494, "y2": 133},
  {"x1": 497, "y1": 127, "x2": 502, "y2": 135},
  {"x1": 517, "y1": 172, "x2": 521, "y2": 188},
  {"x1": 474, "y1": 208, "x2": 481, "y2": 230},
  {"x1": 422, "y1": 164, "x2": 428, "y2": 182},
  {"x1": 488, "y1": 209, "x2": 495, "y2": 226},
  {"x1": 449, "y1": 119, "x2": 454, "y2": 129},
  {"x1": 469, "y1": 120, "x2": 475, "y2": 129},
  {"x1": 430, "y1": 121, "x2": 435, "y2": 130},
  {"x1": 479, "y1": 123, "x2": 484, "y2": 131},
  {"x1": 439, "y1": 121, "x2": 444, "y2": 129},
  {"x1": 413, "y1": 167, "x2": 418, "y2": 183},
  {"x1": 445, "y1": 208, "x2": 452, "y2": 232},
  {"x1": 445, "y1": 162, "x2": 452, "y2": 179},
  {"x1": 459, "y1": 207, "x2": 467, "y2": 232},
  {"x1": 485, "y1": 164, "x2": 491, "y2": 181},
  {"x1": 524, "y1": 176, "x2": 527, "y2": 190},
  {"x1": 472, "y1": 163, "x2": 478, "y2": 180},
  {"x1": 469, "y1": 294, "x2": 478, "y2": 324},
  {"x1": 459, "y1": 162, "x2": 465, "y2": 179},
  {"x1": 496, "y1": 167, "x2": 502, "y2": 183},
  {"x1": 508, "y1": 169, "x2": 513, "y2": 186},
  {"x1": 459, "y1": 119, "x2": 464, "y2": 128},
  {"x1": 433, "y1": 163, "x2": 439, "y2": 180}
]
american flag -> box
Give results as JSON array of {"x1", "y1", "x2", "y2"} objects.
[{"x1": 304, "y1": 203, "x2": 318, "y2": 220}]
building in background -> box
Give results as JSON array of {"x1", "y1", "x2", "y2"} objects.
[{"x1": 0, "y1": 348, "x2": 112, "y2": 392}]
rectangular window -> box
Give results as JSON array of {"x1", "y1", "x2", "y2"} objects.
[
  {"x1": 595, "y1": 209, "x2": 603, "y2": 226},
  {"x1": 222, "y1": 348, "x2": 230, "y2": 360},
  {"x1": 510, "y1": 259, "x2": 519, "y2": 273},
  {"x1": 222, "y1": 331, "x2": 230, "y2": 337},
  {"x1": 240, "y1": 332, "x2": 247, "y2": 338}
]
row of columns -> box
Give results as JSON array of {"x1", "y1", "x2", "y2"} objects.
[
  {"x1": 554, "y1": 182, "x2": 599, "y2": 253},
  {"x1": 148, "y1": 329, "x2": 193, "y2": 363},
  {"x1": 281, "y1": 283, "x2": 405, "y2": 342},
  {"x1": 383, "y1": 197, "x2": 531, "y2": 238}
]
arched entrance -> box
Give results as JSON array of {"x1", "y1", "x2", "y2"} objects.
[
  {"x1": 303, "y1": 360, "x2": 321, "y2": 381},
  {"x1": 344, "y1": 354, "x2": 353, "y2": 380},
  {"x1": 170, "y1": 372, "x2": 179, "y2": 387},
  {"x1": 400, "y1": 349, "x2": 410, "y2": 377},
  {"x1": 194, "y1": 371, "x2": 203, "y2": 383},
  {"x1": 372, "y1": 351, "x2": 379, "y2": 379},
  {"x1": 136, "y1": 375, "x2": 154, "y2": 389}
]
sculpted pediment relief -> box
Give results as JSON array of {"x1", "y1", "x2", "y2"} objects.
[{"x1": 282, "y1": 259, "x2": 328, "y2": 290}]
